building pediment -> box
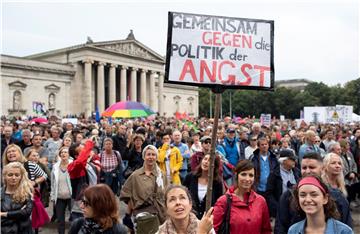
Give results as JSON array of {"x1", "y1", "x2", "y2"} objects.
[
  {"x1": 44, "y1": 83, "x2": 61, "y2": 93},
  {"x1": 93, "y1": 40, "x2": 164, "y2": 62},
  {"x1": 8, "y1": 81, "x2": 27, "y2": 90}
]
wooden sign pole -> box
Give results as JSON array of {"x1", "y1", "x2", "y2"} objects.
[{"x1": 205, "y1": 87, "x2": 222, "y2": 212}]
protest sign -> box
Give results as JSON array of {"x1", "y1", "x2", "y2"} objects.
[
  {"x1": 260, "y1": 114, "x2": 271, "y2": 126},
  {"x1": 326, "y1": 105, "x2": 353, "y2": 123},
  {"x1": 32, "y1": 102, "x2": 46, "y2": 114},
  {"x1": 165, "y1": 12, "x2": 274, "y2": 90},
  {"x1": 61, "y1": 118, "x2": 78, "y2": 125},
  {"x1": 304, "y1": 106, "x2": 353, "y2": 123},
  {"x1": 335, "y1": 105, "x2": 353, "y2": 123}
]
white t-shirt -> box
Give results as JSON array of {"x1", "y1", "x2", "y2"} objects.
[{"x1": 198, "y1": 183, "x2": 207, "y2": 201}]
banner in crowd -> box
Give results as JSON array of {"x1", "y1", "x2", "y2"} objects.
[
  {"x1": 32, "y1": 102, "x2": 46, "y2": 114},
  {"x1": 260, "y1": 113, "x2": 271, "y2": 126},
  {"x1": 165, "y1": 12, "x2": 274, "y2": 90},
  {"x1": 304, "y1": 106, "x2": 353, "y2": 123},
  {"x1": 61, "y1": 118, "x2": 78, "y2": 125},
  {"x1": 326, "y1": 105, "x2": 353, "y2": 123}
]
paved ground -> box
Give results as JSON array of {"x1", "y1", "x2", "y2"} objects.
[{"x1": 40, "y1": 200, "x2": 360, "y2": 234}]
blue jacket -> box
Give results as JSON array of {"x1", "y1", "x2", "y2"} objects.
[
  {"x1": 274, "y1": 188, "x2": 352, "y2": 234},
  {"x1": 171, "y1": 142, "x2": 190, "y2": 171},
  {"x1": 221, "y1": 137, "x2": 244, "y2": 166},
  {"x1": 288, "y1": 218, "x2": 353, "y2": 234}
]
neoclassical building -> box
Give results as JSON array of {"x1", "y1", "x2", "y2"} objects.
[{"x1": 1, "y1": 31, "x2": 198, "y2": 117}]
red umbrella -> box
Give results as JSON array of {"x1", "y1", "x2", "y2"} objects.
[{"x1": 31, "y1": 117, "x2": 48, "y2": 124}]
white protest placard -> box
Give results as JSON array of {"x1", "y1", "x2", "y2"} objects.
[
  {"x1": 165, "y1": 12, "x2": 274, "y2": 90},
  {"x1": 260, "y1": 114, "x2": 271, "y2": 126},
  {"x1": 304, "y1": 106, "x2": 327, "y2": 123},
  {"x1": 62, "y1": 118, "x2": 78, "y2": 125},
  {"x1": 335, "y1": 105, "x2": 353, "y2": 123}
]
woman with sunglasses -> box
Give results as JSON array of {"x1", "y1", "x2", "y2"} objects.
[
  {"x1": 288, "y1": 175, "x2": 353, "y2": 234},
  {"x1": 69, "y1": 184, "x2": 127, "y2": 234},
  {"x1": 245, "y1": 135, "x2": 258, "y2": 160}
]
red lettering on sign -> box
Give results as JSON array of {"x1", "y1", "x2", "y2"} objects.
[
  {"x1": 239, "y1": 63, "x2": 252, "y2": 85},
  {"x1": 254, "y1": 65, "x2": 270, "y2": 86},
  {"x1": 200, "y1": 60, "x2": 216, "y2": 82},
  {"x1": 219, "y1": 61, "x2": 236, "y2": 85},
  {"x1": 179, "y1": 59, "x2": 197, "y2": 81}
]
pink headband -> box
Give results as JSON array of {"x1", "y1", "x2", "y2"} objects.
[{"x1": 298, "y1": 176, "x2": 326, "y2": 194}]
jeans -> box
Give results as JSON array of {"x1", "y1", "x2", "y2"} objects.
[{"x1": 55, "y1": 198, "x2": 71, "y2": 234}]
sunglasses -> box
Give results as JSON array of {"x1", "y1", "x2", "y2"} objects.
[
  {"x1": 203, "y1": 140, "x2": 211, "y2": 144},
  {"x1": 250, "y1": 139, "x2": 257, "y2": 141},
  {"x1": 315, "y1": 140, "x2": 321, "y2": 143},
  {"x1": 81, "y1": 198, "x2": 90, "y2": 207}
]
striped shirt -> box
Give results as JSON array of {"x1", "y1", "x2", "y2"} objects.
[{"x1": 25, "y1": 161, "x2": 47, "y2": 181}]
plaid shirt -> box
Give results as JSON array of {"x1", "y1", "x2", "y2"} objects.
[{"x1": 101, "y1": 151, "x2": 119, "y2": 172}]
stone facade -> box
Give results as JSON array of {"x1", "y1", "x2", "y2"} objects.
[
  {"x1": 1, "y1": 32, "x2": 199, "y2": 117},
  {"x1": 275, "y1": 79, "x2": 312, "y2": 91}
]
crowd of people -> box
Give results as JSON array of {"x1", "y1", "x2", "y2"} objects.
[{"x1": 1, "y1": 115, "x2": 359, "y2": 233}]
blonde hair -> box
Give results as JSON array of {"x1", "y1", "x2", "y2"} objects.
[
  {"x1": 25, "y1": 148, "x2": 38, "y2": 160},
  {"x1": 305, "y1": 130, "x2": 316, "y2": 143},
  {"x1": 2, "y1": 144, "x2": 26, "y2": 166},
  {"x1": 322, "y1": 153, "x2": 347, "y2": 197},
  {"x1": 2, "y1": 162, "x2": 33, "y2": 203}
]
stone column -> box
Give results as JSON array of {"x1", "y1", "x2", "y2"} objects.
[
  {"x1": 97, "y1": 62, "x2": 106, "y2": 113},
  {"x1": 109, "y1": 64, "x2": 117, "y2": 106},
  {"x1": 158, "y1": 72, "x2": 164, "y2": 116},
  {"x1": 140, "y1": 69, "x2": 147, "y2": 104},
  {"x1": 82, "y1": 59, "x2": 93, "y2": 117},
  {"x1": 120, "y1": 66, "x2": 127, "y2": 101},
  {"x1": 149, "y1": 71, "x2": 156, "y2": 109},
  {"x1": 130, "y1": 67, "x2": 138, "y2": 102}
]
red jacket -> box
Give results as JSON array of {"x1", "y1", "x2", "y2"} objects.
[
  {"x1": 68, "y1": 140, "x2": 95, "y2": 179},
  {"x1": 213, "y1": 187, "x2": 272, "y2": 234}
]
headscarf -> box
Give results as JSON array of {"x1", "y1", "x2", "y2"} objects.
[{"x1": 142, "y1": 145, "x2": 164, "y2": 189}]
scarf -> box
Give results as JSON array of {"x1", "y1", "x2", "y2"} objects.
[
  {"x1": 79, "y1": 218, "x2": 104, "y2": 234},
  {"x1": 158, "y1": 212, "x2": 199, "y2": 234}
]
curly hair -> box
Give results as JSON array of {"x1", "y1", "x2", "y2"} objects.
[
  {"x1": 2, "y1": 162, "x2": 33, "y2": 203},
  {"x1": 83, "y1": 184, "x2": 120, "y2": 230},
  {"x1": 322, "y1": 153, "x2": 347, "y2": 197},
  {"x1": 2, "y1": 144, "x2": 26, "y2": 166},
  {"x1": 291, "y1": 175, "x2": 340, "y2": 220}
]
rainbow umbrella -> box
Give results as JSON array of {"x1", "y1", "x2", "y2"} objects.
[{"x1": 102, "y1": 101, "x2": 156, "y2": 118}]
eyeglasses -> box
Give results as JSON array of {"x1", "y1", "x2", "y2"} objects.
[
  {"x1": 315, "y1": 141, "x2": 321, "y2": 143},
  {"x1": 203, "y1": 140, "x2": 211, "y2": 144},
  {"x1": 81, "y1": 198, "x2": 90, "y2": 207}
]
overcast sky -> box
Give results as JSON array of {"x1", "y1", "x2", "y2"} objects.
[{"x1": 1, "y1": 0, "x2": 359, "y2": 86}]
